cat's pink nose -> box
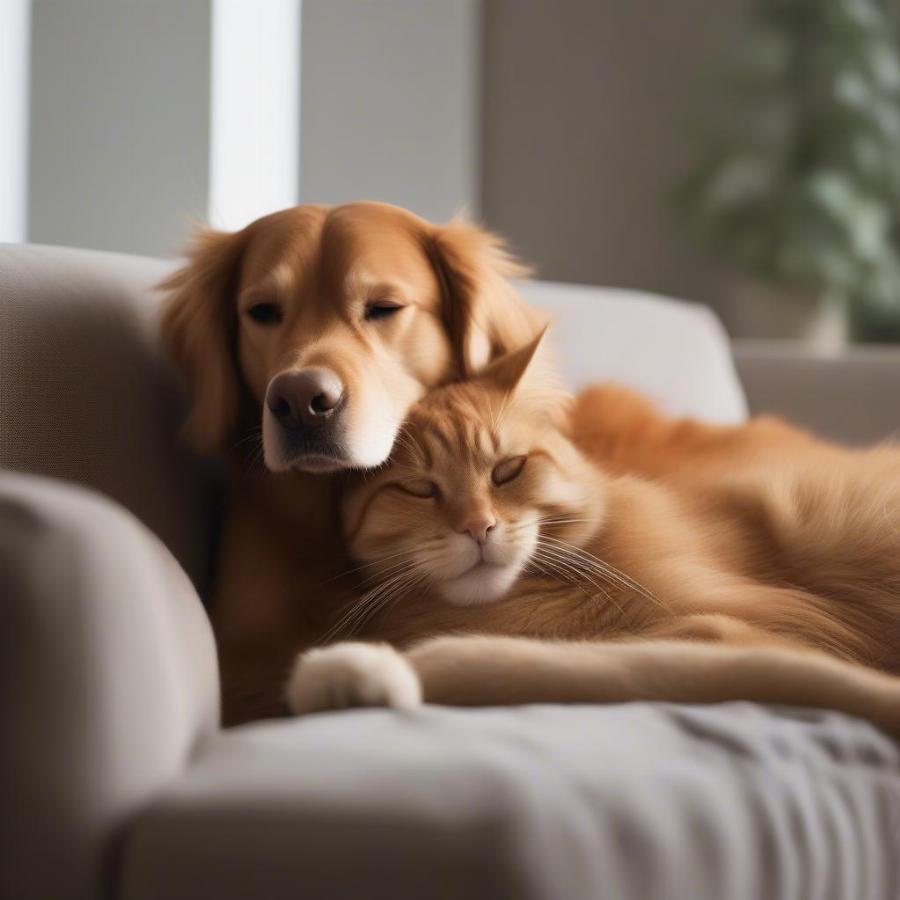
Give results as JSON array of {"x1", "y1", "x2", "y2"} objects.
[{"x1": 462, "y1": 516, "x2": 496, "y2": 544}]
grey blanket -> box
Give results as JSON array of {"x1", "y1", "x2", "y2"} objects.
[{"x1": 123, "y1": 702, "x2": 900, "y2": 900}]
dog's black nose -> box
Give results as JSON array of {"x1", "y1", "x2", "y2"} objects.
[{"x1": 265, "y1": 368, "x2": 345, "y2": 429}]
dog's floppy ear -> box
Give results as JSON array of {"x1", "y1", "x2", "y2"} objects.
[
  {"x1": 428, "y1": 220, "x2": 542, "y2": 377},
  {"x1": 159, "y1": 225, "x2": 248, "y2": 452}
]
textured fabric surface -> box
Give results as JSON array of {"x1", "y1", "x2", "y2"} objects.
[
  {"x1": 0, "y1": 472, "x2": 219, "y2": 900},
  {"x1": 0, "y1": 243, "x2": 219, "y2": 591},
  {"x1": 735, "y1": 340, "x2": 900, "y2": 445},
  {"x1": 121, "y1": 703, "x2": 900, "y2": 900},
  {"x1": 519, "y1": 280, "x2": 748, "y2": 424}
]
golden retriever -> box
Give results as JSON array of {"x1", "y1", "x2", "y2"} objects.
[{"x1": 161, "y1": 201, "x2": 541, "y2": 724}]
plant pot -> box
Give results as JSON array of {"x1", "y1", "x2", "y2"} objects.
[
  {"x1": 847, "y1": 301, "x2": 900, "y2": 344},
  {"x1": 729, "y1": 280, "x2": 846, "y2": 350}
]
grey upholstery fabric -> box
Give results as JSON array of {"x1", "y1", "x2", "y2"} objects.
[
  {"x1": 120, "y1": 703, "x2": 900, "y2": 900},
  {"x1": 734, "y1": 340, "x2": 900, "y2": 445},
  {"x1": 0, "y1": 472, "x2": 219, "y2": 900},
  {"x1": 0, "y1": 243, "x2": 219, "y2": 591},
  {"x1": 520, "y1": 280, "x2": 748, "y2": 424}
]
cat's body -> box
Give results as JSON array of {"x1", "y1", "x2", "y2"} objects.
[
  {"x1": 571, "y1": 384, "x2": 900, "y2": 669},
  {"x1": 287, "y1": 338, "x2": 900, "y2": 735},
  {"x1": 350, "y1": 435, "x2": 900, "y2": 670}
]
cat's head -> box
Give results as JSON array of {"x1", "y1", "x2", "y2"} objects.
[{"x1": 342, "y1": 333, "x2": 605, "y2": 606}]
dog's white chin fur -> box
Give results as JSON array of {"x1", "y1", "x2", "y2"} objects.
[
  {"x1": 342, "y1": 419, "x2": 399, "y2": 469},
  {"x1": 343, "y1": 394, "x2": 406, "y2": 469}
]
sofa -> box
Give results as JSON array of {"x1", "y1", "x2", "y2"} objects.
[{"x1": 2, "y1": 243, "x2": 900, "y2": 900}]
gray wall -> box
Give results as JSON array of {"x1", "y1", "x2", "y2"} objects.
[
  {"x1": 481, "y1": 0, "x2": 747, "y2": 322},
  {"x1": 24, "y1": 0, "x2": 481, "y2": 255},
  {"x1": 22, "y1": 0, "x2": 754, "y2": 325},
  {"x1": 28, "y1": 0, "x2": 211, "y2": 257},
  {"x1": 300, "y1": 0, "x2": 481, "y2": 223}
]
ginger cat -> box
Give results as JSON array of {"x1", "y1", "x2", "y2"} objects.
[{"x1": 287, "y1": 335, "x2": 900, "y2": 736}]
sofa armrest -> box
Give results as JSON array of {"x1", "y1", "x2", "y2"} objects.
[
  {"x1": 0, "y1": 473, "x2": 219, "y2": 900},
  {"x1": 733, "y1": 339, "x2": 900, "y2": 445}
]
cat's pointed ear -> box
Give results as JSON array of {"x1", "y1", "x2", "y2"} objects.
[{"x1": 478, "y1": 325, "x2": 550, "y2": 394}]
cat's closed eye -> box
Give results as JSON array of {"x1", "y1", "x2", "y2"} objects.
[
  {"x1": 492, "y1": 455, "x2": 527, "y2": 486},
  {"x1": 399, "y1": 479, "x2": 438, "y2": 498}
]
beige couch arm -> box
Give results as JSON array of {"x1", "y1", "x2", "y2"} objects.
[
  {"x1": 0, "y1": 473, "x2": 219, "y2": 900},
  {"x1": 733, "y1": 340, "x2": 900, "y2": 444}
]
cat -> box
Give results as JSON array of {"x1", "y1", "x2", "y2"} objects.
[{"x1": 286, "y1": 333, "x2": 900, "y2": 736}]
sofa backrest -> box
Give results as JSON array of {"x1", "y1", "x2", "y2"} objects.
[
  {"x1": 0, "y1": 244, "x2": 219, "y2": 592},
  {"x1": 518, "y1": 280, "x2": 747, "y2": 424}
]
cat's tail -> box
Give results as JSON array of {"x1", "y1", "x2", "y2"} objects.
[
  {"x1": 570, "y1": 383, "x2": 800, "y2": 479},
  {"x1": 406, "y1": 634, "x2": 900, "y2": 737}
]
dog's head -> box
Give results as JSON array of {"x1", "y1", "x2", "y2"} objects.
[{"x1": 161, "y1": 202, "x2": 539, "y2": 472}]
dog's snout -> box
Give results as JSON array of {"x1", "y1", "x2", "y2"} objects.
[{"x1": 265, "y1": 368, "x2": 345, "y2": 429}]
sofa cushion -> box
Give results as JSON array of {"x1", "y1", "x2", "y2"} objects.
[
  {"x1": 0, "y1": 472, "x2": 219, "y2": 900},
  {"x1": 0, "y1": 243, "x2": 219, "y2": 590},
  {"x1": 120, "y1": 702, "x2": 900, "y2": 900},
  {"x1": 520, "y1": 280, "x2": 747, "y2": 423}
]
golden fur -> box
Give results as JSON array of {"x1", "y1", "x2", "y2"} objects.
[
  {"x1": 160, "y1": 202, "x2": 541, "y2": 724},
  {"x1": 295, "y1": 335, "x2": 900, "y2": 734},
  {"x1": 164, "y1": 200, "x2": 900, "y2": 732}
]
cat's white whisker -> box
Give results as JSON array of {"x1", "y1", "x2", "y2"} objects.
[
  {"x1": 320, "y1": 566, "x2": 427, "y2": 644},
  {"x1": 539, "y1": 535, "x2": 664, "y2": 609},
  {"x1": 534, "y1": 542, "x2": 625, "y2": 614},
  {"x1": 321, "y1": 575, "x2": 404, "y2": 644},
  {"x1": 541, "y1": 540, "x2": 647, "y2": 600},
  {"x1": 377, "y1": 571, "x2": 429, "y2": 625},
  {"x1": 357, "y1": 557, "x2": 419, "y2": 589},
  {"x1": 529, "y1": 552, "x2": 597, "y2": 601},
  {"x1": 312, "y1": 547, "x2": 419, "y2": 589},
  {"x1": 504, "y1": 515, "x2": 597, "y2": 535}
]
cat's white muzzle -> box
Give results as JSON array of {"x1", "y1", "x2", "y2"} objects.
[{"x1": 425, "y1": 518, "x2": 539, "y2": 607}]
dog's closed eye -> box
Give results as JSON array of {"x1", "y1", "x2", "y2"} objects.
[
  {"x1": 364, "y1": 301, "x2": 404, "y2": 322},
  {"x1": 247, "y1": 301, "x2": 284, "y2": 325}
]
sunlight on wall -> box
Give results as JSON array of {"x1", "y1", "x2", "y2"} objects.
[
  {"x1": 209, "y1": 0, "x2": 301, "y2": 231},
  {"x1": 0, "y1": 0, "x2": 30, "y2": 242}
]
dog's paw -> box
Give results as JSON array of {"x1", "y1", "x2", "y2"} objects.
[{"x1": 286, "y1": 642, "x2": 423, "y2": 715}]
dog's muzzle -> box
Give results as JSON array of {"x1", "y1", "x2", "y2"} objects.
[{"x1": 264, "y1": 367, "x2": 349, "y2": 469}]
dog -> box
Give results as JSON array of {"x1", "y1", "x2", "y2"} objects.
[{"x1": 161, "y1": 201, "x2": 542, "y2": 724}]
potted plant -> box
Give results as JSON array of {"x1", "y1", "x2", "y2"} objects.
[{"x1": 677, "y1": 0, "x2": 900, "y2": 345}]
